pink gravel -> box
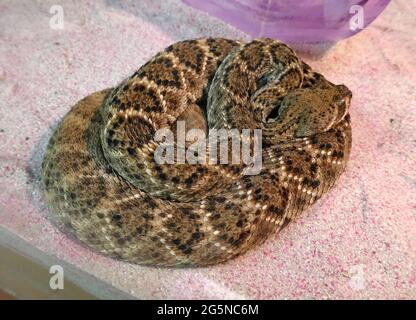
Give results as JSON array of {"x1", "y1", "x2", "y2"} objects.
[{"x1": 0, "y1": 0, "x2": 415, "y2": 299}]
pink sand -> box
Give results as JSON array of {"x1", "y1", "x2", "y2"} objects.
[{"x1": 0, "y1": 0, "x2": 415, "y2": 299}]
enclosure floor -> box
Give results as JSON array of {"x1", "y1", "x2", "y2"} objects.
[{"x1": 0, "y1": 0, "x2": 415, "y2": 299}]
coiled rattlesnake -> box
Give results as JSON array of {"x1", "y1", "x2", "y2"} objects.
[{"x1": 42, "y1": 38, "x2": 352, "y2": 267}]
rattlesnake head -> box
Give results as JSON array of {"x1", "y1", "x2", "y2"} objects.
[{"x1": 42, "y1": 38, "x2": 352, "y2": 267}]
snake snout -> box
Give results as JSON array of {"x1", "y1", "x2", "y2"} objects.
[
  {"x1": 336, "y1": 85, "x2": 352, "y2": 105},
  {"x1": 334, "y1": 84, "x2": 352, "y2": 119}
]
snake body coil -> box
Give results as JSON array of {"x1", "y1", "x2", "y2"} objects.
[{"x1": 42, "y1": 38, "x2": 352, "y2": 267}]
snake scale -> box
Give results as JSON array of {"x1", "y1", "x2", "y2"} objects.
[{"x1": 42, "y1": 38, "x2": 352, "y2": 267}]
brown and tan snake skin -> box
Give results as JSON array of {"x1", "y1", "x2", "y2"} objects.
[{"x1": 41, "y1": 38, "x2": 352, "y2": 267}]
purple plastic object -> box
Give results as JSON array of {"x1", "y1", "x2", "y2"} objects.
[{"x1": 183, "y1": 0, "x2": 391, "y2": 42}]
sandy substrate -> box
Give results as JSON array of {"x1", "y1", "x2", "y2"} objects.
[{"x1": 0, "y1": 0, "x2": 415, "y2": 299}]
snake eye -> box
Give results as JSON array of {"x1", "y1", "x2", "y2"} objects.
[
  {"x1": 336, "y1": 95, "x2": 351, "y2": 109},
  {"x1": 336, "y1": 98, "x2": 346, "y2": 108}
]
